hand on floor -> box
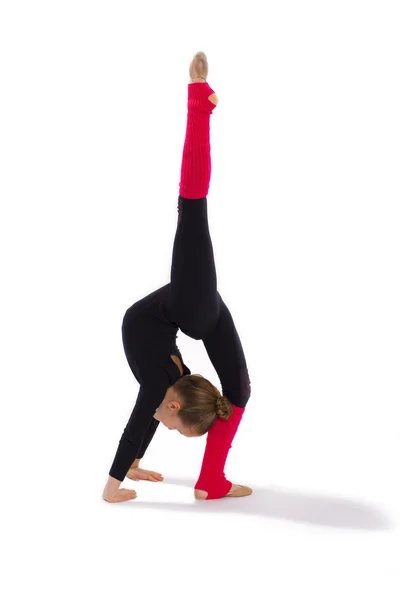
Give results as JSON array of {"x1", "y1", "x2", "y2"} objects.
[
  {"x1": 103, "y1": 488, "x2": 137, "y2": 503},
  {"x1": 127, "y1": 467, "x2": 164, "y2": 482}
]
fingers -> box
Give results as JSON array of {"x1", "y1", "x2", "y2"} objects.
[
  {"x1": 119, "y1": 488, "x2": 137, "y2": 501},
  {"x1": 148, "y1": 471, "x2": 164, "y2": 481},
  {"x1": 147, "y1": 474, "x2": 163, "y2": 482},
  {"x1": 143, "y1": 469, "x2": 162, "y2": 478},
  {"x1": 141, "y1": 469, "x2": 164, "y2": 482},
  {"x1": 126, "y1": 467, "x2": 164, "y2": 482}
]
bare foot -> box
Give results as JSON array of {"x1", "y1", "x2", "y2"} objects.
[
  {"x1": 208, "y1": 93, "x2": 219, "y2": 105},
  {"x1": 188, "y1": 51, "x2": 219, "y2": 106},
  {"x1": 226, "y1": 484, "x2": 253, "y2": 498},
  {"x1": 127, "y1": 467, "x2": 164, "y2": 482},
  {"x1": 194, "y1": 489, "x2": 208, "y2": 500},
  {"x1": 103, "y1": 488, "x2": 137, "y2": 503},
  {"x1": 194, "y1": 483, "x2": 253, "y2": 500},
  {"x1": 189, "y1": 51, "x2": 208, "y2": 82}
]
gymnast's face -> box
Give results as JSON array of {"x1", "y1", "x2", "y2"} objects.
[{"x1": 153, "y1": 386, "x2": 200, "y2": 437}]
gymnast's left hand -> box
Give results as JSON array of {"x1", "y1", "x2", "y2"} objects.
[{"x1": 127, "y1": 467, "x2": 164, "y2": 482}]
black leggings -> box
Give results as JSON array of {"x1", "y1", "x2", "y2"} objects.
[
  {"x1": 164, "y1": 194, "x2": 251, "y2": 409},
  {"x1": 165, "y1": 196, "x2": 221, "y2": 340}
]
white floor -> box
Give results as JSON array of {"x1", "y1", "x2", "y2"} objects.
[
  {"x1": 5, "y1": 331, "x2": 399, "y2": 599},
  {"x1": 2, "y1": 1, "x2": 399, "y2": 598},
  {"x1": 10, "y1": 443, "x2": 399, "y2": 600}
]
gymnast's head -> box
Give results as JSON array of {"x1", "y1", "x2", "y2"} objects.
[{"x1": 153, "y1": 374, "x2": 233, "y2": 437}]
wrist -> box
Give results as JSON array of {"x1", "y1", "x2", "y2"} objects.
[
  {"x1": 103, "y1": 475, "x2": 122, "y2": 499},
  {"x1": 131, "y1": 459, "x2": 141, "y2": 469}
]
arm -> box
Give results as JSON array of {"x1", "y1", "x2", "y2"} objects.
[
  {"x1": 136, "y1": 417, "x2": 160, "y2": 460},
  {"x1": 103, "y1": 418, "x2": 161, "y2": 500},
  {"x1": 103, "y1": 368, "x2": 171, "y2": 499},
  {"x1": 108, "y1": 386, "x2": 156, "y2": 481}
]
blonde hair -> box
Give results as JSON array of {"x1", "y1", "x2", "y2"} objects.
[{"x1": 172, "y1": 374, "x2": 233, "y2": 435}]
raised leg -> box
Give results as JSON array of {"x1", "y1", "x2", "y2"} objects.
[
  {"x1": 166, "y1": 52, "x2": 220, "y2": 339},
  {"x1": 179, "y1": 51, "x2": 219, "y2": 200}
]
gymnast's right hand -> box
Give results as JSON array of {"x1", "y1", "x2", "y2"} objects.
[{"x1": 102, "y1": 476, "x2": 137, "y2": 503}]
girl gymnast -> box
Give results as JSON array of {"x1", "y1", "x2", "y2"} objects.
[{"x1": 102, "y1": 52, "x2": 252, "y2": 503}]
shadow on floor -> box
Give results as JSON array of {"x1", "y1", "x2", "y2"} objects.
[{"x1": 119, "y1": 476, "x2": 394, "y2": 530}]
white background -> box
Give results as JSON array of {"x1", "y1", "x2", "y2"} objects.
[{"x1": 1, "y1": 1, "x2": 399, "y2": 598}]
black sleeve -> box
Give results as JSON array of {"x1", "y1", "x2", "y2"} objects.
[
  {"x1": 108, "y1": 368, "x2": 170, "y2": 482},
  {"x1": 137, "y1": 418, "x2": 160, "y2": 460}
]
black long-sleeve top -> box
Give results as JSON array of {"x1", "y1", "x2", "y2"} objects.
[{"x1": 108, "y1": 283, "x2": 250, "y2": 482}]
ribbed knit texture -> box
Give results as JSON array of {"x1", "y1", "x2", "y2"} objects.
[
  {"x1": 179, "y1": 82, "x2": 217, "y2": 199},
  {"x1": 194, "y1": 404, "x2": 245, "y2": 499}
]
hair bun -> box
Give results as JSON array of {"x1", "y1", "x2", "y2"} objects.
[{"x1": 215, "y1": 395, "x2": 233, "y2": 421}]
